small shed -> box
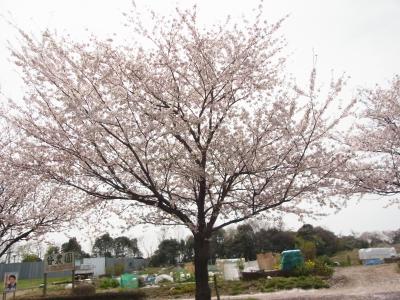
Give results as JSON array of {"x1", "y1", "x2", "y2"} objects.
[{"x1": 81, "y1": 257, "x2": 106, "y2": 277}]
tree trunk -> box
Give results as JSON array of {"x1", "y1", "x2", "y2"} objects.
[{"x1": 194, "y1": 234, "x2": 211, "y2": 300}]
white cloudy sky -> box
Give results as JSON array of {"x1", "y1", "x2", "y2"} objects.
[{"x1": 1, "y1": 0, "x2": 400, "y2": 253}]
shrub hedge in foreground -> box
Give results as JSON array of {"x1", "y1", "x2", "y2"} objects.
[{"x1": 20, "y1": 291, "x2": 146, "y2": 300}]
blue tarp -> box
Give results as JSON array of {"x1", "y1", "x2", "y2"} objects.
[{"x1": 363, "y1": 258, "x2": 383, "y2": 265}]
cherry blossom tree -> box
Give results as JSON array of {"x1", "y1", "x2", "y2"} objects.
[
  {"x1": 0, "y1": 130, "x2": 77, "y2": 260},
  {"x1": 5, "y1": 6, "x2": 354, "y2": 299},
  {"x1": 348, "y1": 75, "x2": 400, "y2": 201}
]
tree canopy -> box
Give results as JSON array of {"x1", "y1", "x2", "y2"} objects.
[
  {"x1": 93, "y1": 233, "x2": 114, "y2": 257},
  {"x1": 150, "y1": 239, "x2": 181, "y2": 266},
  {"x1": 92, "y1": 234, "x2": 142, "y2": 258},
  {"x1": 5, "y1": 4, "x2": 356, "y2": 299},
  {"x1": 349, "y1": 76, "x2": 400, "y2": 202},
  {"x1": 0, "y1": 130, "x2": 78, "y2": 259}
]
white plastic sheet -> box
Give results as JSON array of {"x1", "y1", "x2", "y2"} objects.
[
  {"x1": 243, "y1": 260, "x2": 260, "y2": 272},
  {"x1": 358, "y1": 247, "x2": 397, "y2": 260},
  {"x1": 154, "y1": 274, "x2": 174, "y2": 284}
]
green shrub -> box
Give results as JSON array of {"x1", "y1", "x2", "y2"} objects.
[
  {"x1": 105, "y1": 264, "x2": 125, "y2": 276},
  {"x1": 114, "y1": 264, "x2": 125, "y2": 276},
  {"x1": 346, "y1": 255, "x2": 352, "y2": 266},
  {"x1": 143, "y1": 276, "x2": 329, "y2": 298},
  {"x1": 105, "y1": 266, "x2": 113, "y2": 276},
  {"x1": 296, "y1": 239, "x2": 317, "y2": 260},
  {"x1": 313, "y1": 260, "x2": 334, "y2": 277},
  {"x1": 291, "y1": 259, "x2": 333, "y2": 277},
  {"x1": 261, "y1": 276, "x2": 328, "y2": 291},
  {"x1": 21, "y1": 291, "x2": 146, "y2": 300},
  {"x1": 316, "y1": 255, "x2": 334, "y2": 266},
  {"x1": 138, "y1": 277, "x2": 146, "y2": 287},
  {"x1": 22, "y1": 253, "x2": 42, "y2": 262},
  {"x1": 99, "y1": 278, "x2": 120, "y2": 289},
  {"x1": 295, "y1": 276, "x2": 320, "y2": 289},
  {"x1": 72, "y1": 284, "x2": 96, "y2": 296},
  {"x1": 174, "y1": 272, "x2": 195, "y2": 283},
  {"x1": 230, "y1": 285, "x2": 244, "y2": 295},
  {"x1": 168, "y1": 283, "x2": 196, "y2": 296},
  {"x1": 291, "y1": 262, "x2": 312, "y2": 277},
  {"x1": 304, "y1": 260, "x2": 315, "y2": 273}
]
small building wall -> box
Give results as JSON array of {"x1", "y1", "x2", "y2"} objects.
[
  {"x1": 82, "y1": 257, "x2": 106, "y2": 277},
  {"x1": 0, "y1": 257, "x2": 148, "y2": 280}
]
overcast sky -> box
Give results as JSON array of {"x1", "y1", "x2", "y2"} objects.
[{"x1": 1, "y1": 0, "x2": 400, "y2": 254}]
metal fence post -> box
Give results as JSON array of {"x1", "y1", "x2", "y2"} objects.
[
  {"x1": 72, "y1": 270, "x2": 75, "y2": 290},
  {"x1": 43, "y1": 273, "x2": 47, "y2": 297}
]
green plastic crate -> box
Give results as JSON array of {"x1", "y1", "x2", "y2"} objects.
[{"x1": 120, "y1": 273, "x2": 139, "y2": 289}]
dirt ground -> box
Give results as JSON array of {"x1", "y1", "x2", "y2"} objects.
[{"x1": 210, "y1": 263, "x2": 400, "y2": 300}]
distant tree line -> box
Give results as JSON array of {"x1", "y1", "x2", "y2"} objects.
[
  {"x1": 148, "y1": 224, "x2": 400, "y2": 267},
  {"x1": 36, "y1": 234, "x2": 142, "y2": 262},
  {"x1": 44, "y1": 237, "x2": 91, "y2": 259},
  {"x1": 92, "y1": 233, "x2": 142, "y2": 258},
  {"x1": 22, "y1": 226, "x2": 400, "y2": 264}
]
